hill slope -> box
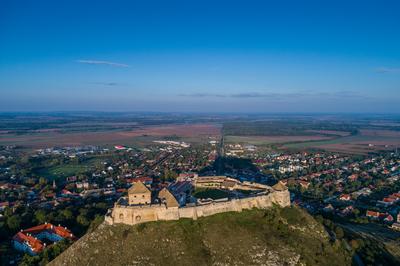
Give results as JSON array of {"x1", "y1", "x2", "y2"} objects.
[{"x1": 49, "y1": 207, "x2": 351, "y2": 266}]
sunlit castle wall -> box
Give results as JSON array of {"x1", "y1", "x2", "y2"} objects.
[{"x1": 106, "y1": 189, "x2": 290, "y2": 226}]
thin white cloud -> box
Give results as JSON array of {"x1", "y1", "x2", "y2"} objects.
[
  {"x1": 375, "y1": 67, "x2": 400, "y2": 73},
  {"x1": 179, "y1": 91, "x2": 368, "y2": 100},
  {"x1": 76, "y1": 59, "x2": 130, "y2": 68},
  {"x1": 178, "y1": 93, "x2": 225, "y2": 98},
  {"x1": 89, "y1": 82, "x2": 119, "y2": 86}
]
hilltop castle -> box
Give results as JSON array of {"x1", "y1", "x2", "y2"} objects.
[{"x1": 105, "y1": 176, "x2": 290, "y2": 226}]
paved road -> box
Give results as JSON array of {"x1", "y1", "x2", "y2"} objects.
[
  {"x1": 339, "y1": 222, "x2": 400, "y2": 242},
  {"x1": 339, "y1": 222, "x2": 400, "y2": 264}
]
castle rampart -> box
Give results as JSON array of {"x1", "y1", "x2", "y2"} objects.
[{"x1": 105, "y1": 189, "x2": 290, "y2": 226}]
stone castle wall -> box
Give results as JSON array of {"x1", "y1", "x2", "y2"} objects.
[{"x1": 105, "y1": 190, "x2": 290, "y2": 226}]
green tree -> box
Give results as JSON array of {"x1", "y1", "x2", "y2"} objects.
[
  {"x1": 19, "y1": 254, "x2": 41, "y2": 266},
  {"x1": 61, "y1": 209, "x2": 74, "y2": 220},
  {"x1": 7, "y1": 215, "x2": 21, "y2": 231},
  {"x1": 335, "y1": 227, "x2": 344, "y2": 239},
  {"x1": 77, "y1": 214, "x2": 90, "y2": 227},
  {"x1": 35, "y1": 210, "x2": 47, "y2": 224}
]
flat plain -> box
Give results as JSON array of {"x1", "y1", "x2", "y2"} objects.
[
  {"x1": 0, "y1": 123, "x2": 221, "y2": 148},
  {"x1": 284, "y1": 130, "x2": 400, "y2": 154},
  {"x1": 1, "y1": 113, "x2": 400, "y2": 155}
]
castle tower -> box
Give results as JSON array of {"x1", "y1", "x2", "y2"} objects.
[
  {"x1": 272, "y1": 181, "x2": 287, "y2": 191},
  {"x1": 158, "y1": 188, "x2": 179, "y2": 208},
  {"x1": 128, "y1": 181, "x2": 151, "y2": 205},
  {"x1": 272, "y1": 181, "x2": 291, "y2": 207}
]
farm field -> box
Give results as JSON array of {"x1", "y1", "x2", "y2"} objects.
[
  {"x1": 304, "y1": 130, "x2": 351, "y2": 136},
  {"x1": 359, "y1": 129, "x2": 400, "y2": 137},
  {"x1": 224, "y1": 127, "x2": 400, "y2": 155},
  {"x1": 225, "y1": 135, "x2": 335, "y2": 145},
  {"x1": 0, "y1": 123, "x2": 221, "y2": 149},
  {"x1": 284, "y1": 131, "x2": 400, "y2": 154}
]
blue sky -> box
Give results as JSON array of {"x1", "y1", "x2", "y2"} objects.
[{"x1": 0, "y1": 0, "x2": 399, "y2": 113}]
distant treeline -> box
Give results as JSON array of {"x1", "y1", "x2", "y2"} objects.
[
  {"x1": 1, "y1": 113, "x2": 399, "y2": 134},
  {"x1": 0, "y1": 113, "x2": 219, "y2": 133},
  {"x1": 222, "y1": 121, "x2": 360, "y2": 136}
]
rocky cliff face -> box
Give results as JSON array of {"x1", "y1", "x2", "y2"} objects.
[{"x1": 49, "y1": 207, "x2": 351, "y2": 266}]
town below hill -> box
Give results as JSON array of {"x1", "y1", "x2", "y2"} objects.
[{"x1": 1, "y1": 114, "x2": 400, "y2": 265}]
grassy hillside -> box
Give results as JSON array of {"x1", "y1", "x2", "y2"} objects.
[{"x1": 49, "y1": 207, "x2": 351, "y2": 266}]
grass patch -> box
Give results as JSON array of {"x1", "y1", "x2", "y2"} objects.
[
  {"x1": 192, "y1": 188, "x2": 230, "y2": 199},
  {"x1": 33, "y1": 157, "x2": 104, "y2": 180},
  {"x1": 35, "y1": 164, "x2": 90, "y2": 179}
]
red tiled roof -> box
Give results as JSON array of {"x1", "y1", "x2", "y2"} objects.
[
  {"x1": 340, "y1": 194, "x2": 351, "y2": 200},
  {"x1": 13, "y1": 232, "x2": 44, "y2": 253},
  {"x1": 366, "y1": 210, "x2": 380, "y2": 217},
  {"x1": 383, "y1": 197, "x2": 395, "y2": 202},
  {"x1": 54, "y1": 225, "x2": 75, "y2": 239},
  {"x1": 23, "y1": 224, "x2": 51, "y2": 234},
  {"x1": 379, "y1": 212, "x2": 389, "y2": 218},
  {"x1": 129, "y1": 177, "x2": 153, "y2": 183},
  {"x1": 385, "y1": 215, "x2": 394, "y2": 221},
  {"x1": 0, "y1": 201, "x2": 9, "y2": 207},
  {"x1": 13, "y1": 223, "x2": 75, "y2": 253},
  {"x1": 348, "y1": 174, "x2": 358, "y2": 180},
  {"x1": 61, "y1": 189, "x2": 73, "y2": 195}
]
